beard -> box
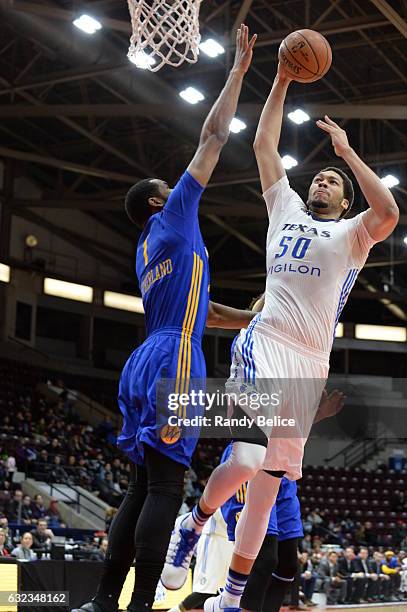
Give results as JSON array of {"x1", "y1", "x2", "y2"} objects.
[{"x1": 307, "y1": 197, "x2": 329, "y2": 210}]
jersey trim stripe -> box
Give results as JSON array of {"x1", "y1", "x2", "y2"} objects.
[
  {"x1": 334, "y1": 268, "x2": 358, "y2": 328},
  {"x1": 242, "y1": 314, "x2": 260, "y2": 384},
  {"x1": 143, "y1": 238, "x2": 148, "y2": 266},
  {"x1": 175, "y1": 253, "x2": 204, "y2": 418}
]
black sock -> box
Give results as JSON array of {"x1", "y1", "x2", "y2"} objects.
[
  {"x1": 130, "y1": 444, "x2": 185, "y2": 609},
  {"x1": 94, "y1": 463, "x2": 148, "y2": 611}
]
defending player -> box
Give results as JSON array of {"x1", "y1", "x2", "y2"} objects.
[
  {"x1": 72, "y1": 25, "x2": 257, "y2": 612},
  {"x1": 163, "y1": 59, "x2": 399, "y2": 612}
]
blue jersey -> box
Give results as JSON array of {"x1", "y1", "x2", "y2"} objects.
[
  {"x1": 137, "y1": 171, "x2": 210, "y2": 341},
  {"x1": 117, "y1": 171, "x2": 209, "y2": 468}
]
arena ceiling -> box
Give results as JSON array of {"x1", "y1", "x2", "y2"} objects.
[{"x1": 1, "y1": 0, "x2": 407, "y2": 322}]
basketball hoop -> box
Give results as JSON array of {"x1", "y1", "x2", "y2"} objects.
[{"x1": 127, "y1": 0, "x2": 203, "y2": 72}]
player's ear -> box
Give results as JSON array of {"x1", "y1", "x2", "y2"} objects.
[
  {"x1": 148, "y1": 196, "x2": 164, "y2": 209},
  {"x1": 340, "y1": 198, "x2": 349, "y2": 212}
]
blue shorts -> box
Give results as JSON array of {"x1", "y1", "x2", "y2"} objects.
[
  {"x1": 117, "y1": 329, "x2": 206, "y2": 468},
  {"x1": 220, "y1": 445, "x2": 303, "y2": 542}
]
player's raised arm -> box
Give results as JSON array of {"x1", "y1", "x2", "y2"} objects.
[
  {"x1": 187, "y1": 24, "x2": 256, "y2": 187},
  {"x1": 317, "y1": 116, "x2": 399, "y2": 241},
  {"x1": 253, "y1": 63, "x2": 292, "y2": 193}
]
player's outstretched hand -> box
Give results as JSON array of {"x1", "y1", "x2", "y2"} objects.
[
  {"x1": 316, "y1": 115, "x2": 352, "y2": 157},
  {"x1": 233, "y1": 23, "x2": 257, "y2": 74},
  {"x1": 316, "y1": 388, "x2": 346, "y2": 422}
]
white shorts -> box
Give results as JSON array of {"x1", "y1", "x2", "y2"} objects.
[
  {"x1": 192, "y1": 510, "x2": 233, "y2": 594},
  {"x1": 227, "y1": 319, "x2": 329, "y2": 480}
]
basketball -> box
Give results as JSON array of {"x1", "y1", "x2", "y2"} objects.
[{"x1": 278, "y1": 29, "x2": 332, "y2": 83}]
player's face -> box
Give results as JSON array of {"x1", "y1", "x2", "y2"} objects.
[
  {"x1": 150, "y1": 179, "x2": 172, "y2": 203},
  {"x1": 307, "y1": 171, "x2": 348, "y2": 218}
]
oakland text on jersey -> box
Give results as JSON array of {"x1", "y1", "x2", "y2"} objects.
[
  {"x1": 267, "y1": 262, "x2": 321, "y2": 277},
  {"x1": 140, "y1": 258, "x2": 173, "y2": 296},
  {"x1": 281, "y1": 223, "x2": 331, "y2": 238}
]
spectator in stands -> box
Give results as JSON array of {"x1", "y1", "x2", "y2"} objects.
[
  {"x1": 0, "y1": 479, "x2": 11, "y2": 513},
  {"x1": 354, "y1": 547, "x2": 376, "y2": 602},
  {"x1": 400, "y1": 557, "x2": 407, "y2": 599},
  {"x1": 338, "y1": 546, "x2": 367, "y2": 603},
  {"x1": 0, "y1": 528, "x2": 10, "y2": 557},
  {"x1": 49, "y1": 455, "x2": 69, "y2": 483},
  {"x1": 91, "y1": 538, "x2": 109, "y2": 562},
  {"x1": 382, "y1": 550, "x2": 401, "y2": 601},
  {"x1": 22, "y1": 495, "x2": 33, "y2": 525},
  {"x1": 369, "y1": 551, "x2": 391, "y2": 602},
  {"x1": 31, "y1": 494, "x2": 48, "y2": 522},
  {"x1": 301, "y1": 534, "x2": 312, "y2": 554},
  {"x1": 318, "y1": 551, "x2": 347, "y2": 605},
  {"x1": 5, "y1": 489, "x2": 23, "y2": 522},
  {"x1": 31, "y1": 519, "x2": 54, "y2": 550},
  {"x1": 299, "y1": 551, "x2": 317, "y2": 606},
  {"x1": 0, "y1": 517, "x2": 13, "y2": 549},
  {"x1": 48, "y1": 498, "x2": 62, "y2": 527},
  {"x1": 11, "y1": 532, "x2": 37, "y2": 561}
]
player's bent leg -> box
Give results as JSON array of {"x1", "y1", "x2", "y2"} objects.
[
  {"x1": 261, "y1": 538, "x2": 299, "y2": 612},
  {"x1": 127, "y1": 444, "x2": 186, "y2": 612},
  {"x1": 71, "y1": 463, "x2": 148, "y2": 612},
  {"x1": 239, "y1": 535, "x2": 278, "y2": 612},
  {"x1": 206, "y1": 471, "x2": 282, "y2": 612},
  {"x1": 162, "y1": 441, "x2": 266, "y2": 590}
]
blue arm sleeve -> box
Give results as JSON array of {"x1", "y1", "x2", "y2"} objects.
[{"x1": 162, "y1": 171, "x2": 205, "y2": 238}]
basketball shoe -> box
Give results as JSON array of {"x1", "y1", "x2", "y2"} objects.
[{"x1": 161, "y1": 513, "x2": 200, "y2": 590}]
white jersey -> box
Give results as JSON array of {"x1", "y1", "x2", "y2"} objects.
[{"x1": 259, "y1": 175, "x2": 377, "y2": 356}]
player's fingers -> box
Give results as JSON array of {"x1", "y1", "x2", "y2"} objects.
[
  {"x1": 248, "y1": 33, "x2": 257, "y2": 49},
  {"x1": 316, "y1": 120, "x2": 332, "y2": 132},
  {"x1": 325, "y1": 115, "x2": 339, "y2": 127},
  {"x1": 243, "y1": 23, "x2": 248, "y2": 47}
]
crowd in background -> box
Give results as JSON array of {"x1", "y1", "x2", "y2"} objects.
[{"x1": 1, "y1": 361, "x2": 407, "y2": 605}]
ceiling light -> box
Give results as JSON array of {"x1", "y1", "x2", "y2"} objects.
[
  {"x1": 230, "y1": 118, "x2": 246, "y2": 133},
  {"x1": 288, "y1": 109, "x2": 310, "y2": 125},
  {"x1": 128, "y1": 50, "x2": 156, "y2": 69},
  {"x1": 199, "y1": 38, "x2": 225, "y2": 58},
  {"x1": 403, "y1": 236, "x2": 407, "y2": 246},
  {"x1": 380, "y1": 174, "x2": 399, "y2": 189},
  {"x1": 355, "y1": 324, "x2": 406, "y2": 342},
  {"x1": 282, "y1": 155, "x2": 298, "y2": 170},
  {"x1": 104, "y1": 291, "x2": 144, "y2": 314},
  {"x1": 179, "y1": 87, "x2": 205, "y2": 104},
  {"x1": 0, "y1": 263, "x2": 10, "y2": 283},
  {"x1": 73, "y1": 14, "x2": 102, "y2": 34},
  {"x1": 44, "y1": 278, "x2": 93, "y2": 303},
  {"x1": 334, "y1": 322, "x2": 344, "y2": 338}
]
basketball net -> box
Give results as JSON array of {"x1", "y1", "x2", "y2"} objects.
[{"x1": 127, "y1": 0, "x2": 202, "y2": 72}]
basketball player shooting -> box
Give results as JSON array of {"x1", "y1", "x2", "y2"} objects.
[
  {"x1": 164, "y1": 59, "x2": 399, "y2": 612},
  {"x1": 71, "y1": 24, "x2": 257, "y2": 612}
]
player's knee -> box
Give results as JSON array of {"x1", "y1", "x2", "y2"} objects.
[
  {"x1": 275, "y1": 557, "x2": 298, "y2": 580},
  {"x1": 253, "y1": 535, "x2": 279, "y2": 577}
]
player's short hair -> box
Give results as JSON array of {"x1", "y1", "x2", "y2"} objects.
[
  {"x1": 125, "y1": 178, "x2": 161, "y2": 228},
  {"x1": 321, "y1": 166, "x2": 354, "y2": 216}
]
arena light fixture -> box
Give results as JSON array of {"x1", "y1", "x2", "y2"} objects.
[
  {"x1": 199, "y1": 38, "x2": 225, "y2": 58},
  {"x1": 282, "y1": 155, "x2": 298, "y2": 170},
  {"x1": 128, "y1": 51, "x2": 156, "y2": 69},
  {"x1": 44, "y1": 278, "x2": 93, "y2": 303},
  {"x1": 288, "y1": 109, "x2": 310, "y2": 125},
  {"x1": 73, "y1": 14, "x2": 102, "y2": 34},
  {"x1": 104, "y1": 291, "x2": 144, "y2": 314},
  {"x1": 355, "y1": 324, "x2": 406, "y2": 342},
  {"x1": 404, "y1": 236, "x2": 407, "y2": 246},
  {"x1": 179, "y1": 87, "x2": 205, "y2": 104},
  {"x1": 334, "y1": 322, "x2": 344, "y2": 338},
  {"x1": 0, "y1": 263, "x2": 10, "y2": 283},
  {"x1": 380, "y1": 174, "x2": 399, "y2": 189},
  {"x1": 230, "y1": 118, "x2": 246, "y2": 133}
]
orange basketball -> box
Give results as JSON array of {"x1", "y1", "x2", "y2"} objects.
[{"x1": 278, "y1": 29, "x2": 332, "y2": 83}]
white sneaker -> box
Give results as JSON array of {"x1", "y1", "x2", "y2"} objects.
[
  {"x1": 161, "y1": 513, "x2": 201, "y2": 590},
  {"x1": 204, "y1": 594, "x2": 241, "y2": 612}
]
